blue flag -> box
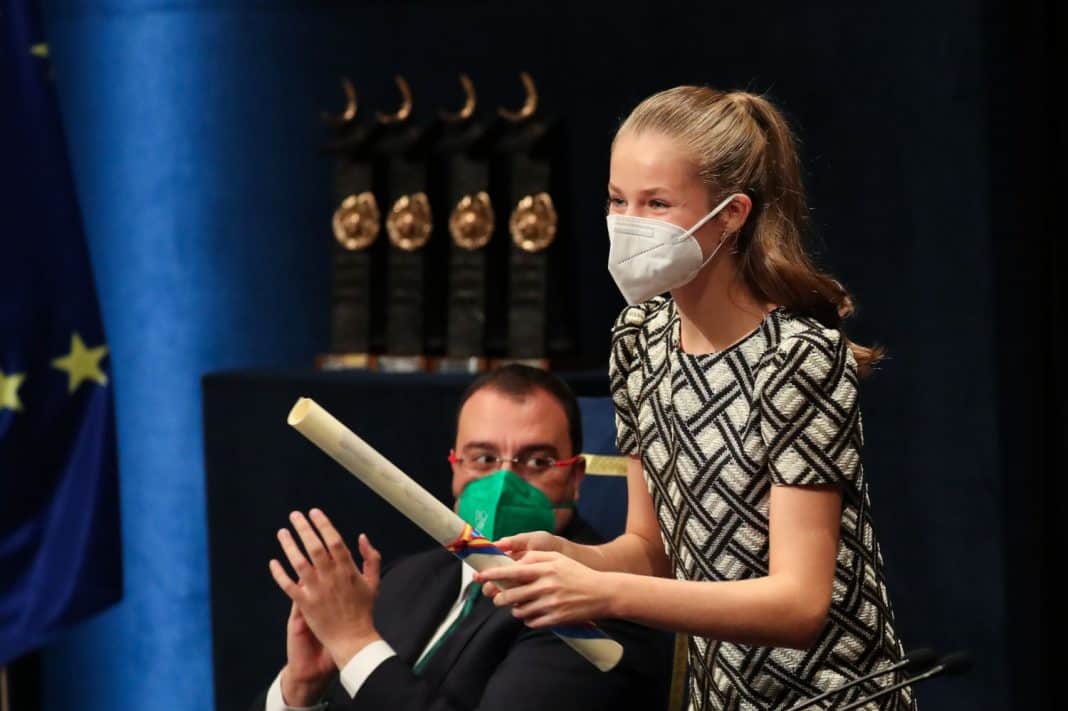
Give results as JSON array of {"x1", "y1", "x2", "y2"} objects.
[{"x1": 0, "y1": 0, "x2": 123, "y2": 665}]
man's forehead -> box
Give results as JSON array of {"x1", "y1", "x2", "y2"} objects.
[{"x1": 456, "y1": 387, "x2": 568, "y2": 444}]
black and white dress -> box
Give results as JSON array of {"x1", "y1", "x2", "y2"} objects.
[{"x1": 610, "y1": 297, "x2": 914, "y2": 710}]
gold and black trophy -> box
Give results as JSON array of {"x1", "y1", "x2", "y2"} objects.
[
  {"x1": 320, "y1": 78, "x2": 383, "y2": 370},
  {"x1": 375, "y1": 76, "x2": 435, "y2": 372},
  {"x1": 434, "y1": 74, "x2": 495, "y2": 373},
  {"x1": 493, "y1": 73, "x2": 560, "y2": 369}
]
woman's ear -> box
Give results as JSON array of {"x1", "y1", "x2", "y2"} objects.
[{"x1": 723, "y1": 193, "x2": 753, "y2": 235}]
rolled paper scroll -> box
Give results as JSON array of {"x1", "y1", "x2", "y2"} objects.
[{"x1": 286, "y1": 397, "x2": 624, "y2": 672}]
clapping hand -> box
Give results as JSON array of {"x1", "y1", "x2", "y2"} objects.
[{"x1": 269, "y1": 509, "x2": 383, "y2": 675}]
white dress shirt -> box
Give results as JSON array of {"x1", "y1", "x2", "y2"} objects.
[{"x1": 266, "y1": 562, "x2": 478, "y2": 711}]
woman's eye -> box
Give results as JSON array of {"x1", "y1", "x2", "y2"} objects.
[
  {"x1": 649, "y1": 199, "x2": 670, "y2": 209},
  {"x1": 606, "y1": 196, "x2": 625, "y2": 208}
]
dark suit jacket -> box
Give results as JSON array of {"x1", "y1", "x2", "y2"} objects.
[{"x1": 252, "y1": 516, "x2": 673, "y2": 710}]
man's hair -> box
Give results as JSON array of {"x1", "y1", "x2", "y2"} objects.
[{"x1": 456, "y1": 365, "x2": 583, "y2": 454}]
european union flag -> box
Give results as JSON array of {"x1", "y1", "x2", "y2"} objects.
[{"x1": 0, "y1": 0, "x2": 122, "y2": 665}]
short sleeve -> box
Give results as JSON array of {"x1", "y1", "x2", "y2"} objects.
[
  {"x1": 609, "y1": 305, "x2": 647, "y2": 456},
  {"x1": 759, "y1": 329, "x2": 862, "y2": 486}
]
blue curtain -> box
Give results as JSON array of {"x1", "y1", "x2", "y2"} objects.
[{"x1": 39, "y1": 2, "x2": 333, "y2": 707}]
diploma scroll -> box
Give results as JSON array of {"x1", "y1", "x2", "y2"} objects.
[{"x1": 287, "y1": 397, "x2": 624, "y2": 672}]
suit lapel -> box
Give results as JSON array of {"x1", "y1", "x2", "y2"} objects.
[
  {"x1": 376, "y1": 548, "x2": 463, "y2": 664},
  {"x1": 414, "y1": 589, "x2": 504, "y2": 682}
]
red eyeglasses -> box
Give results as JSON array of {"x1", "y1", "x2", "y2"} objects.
[{"x1": 448, "y1": 449, "x2": 581, "y2": 477}]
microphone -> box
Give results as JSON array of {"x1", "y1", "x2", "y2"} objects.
[
  {"x1": 786, "y1": 648, "x2": 938, "y2": 711},
  {"x1": 837, "y1": 651, "x2": 973, "y2": 711}
]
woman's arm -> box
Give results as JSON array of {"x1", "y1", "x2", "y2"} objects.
[
  {"x1": 495, "y1": 456, "x2": 671, "y2": 577},
  {"x1": 563, "y1": 455, "x2": 671, "y2": 576},
  {"x1": 609, "y1": 483, "x2": 841, "y2": 648},
  {"x1": 481, "y1": 483, "x2": 841, "y2": 650}
]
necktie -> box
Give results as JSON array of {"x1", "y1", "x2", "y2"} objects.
[{"x1": 413, "y1": 581, "x2": 482, "y2": 674}]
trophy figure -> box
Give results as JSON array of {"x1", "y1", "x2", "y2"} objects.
[
  {"x1": 492, "y1": 72, "x2": 566, "y2": 370},
  {"x1": 375, "y1": 76, "x2": 435, "y2": 373},
  {"x1": 433, "y1": 74, "x2": 495, "y2": 374},
  {"x1": 319, "y1": 78, "x2": 383, "y2": 370}
]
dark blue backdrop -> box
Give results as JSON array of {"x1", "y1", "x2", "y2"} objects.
[{"x1": 34, "y1": 1, "x2": 1060, "y2": 709}]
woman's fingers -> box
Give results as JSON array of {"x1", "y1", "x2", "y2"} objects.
[
  {"x1": 491, "y1": 583, "x2": 543, "y2": 608},
  {"x1": 493, "y1": 534, "x2": 520, "y2": 555},
  {"x1": 510, "y1": 585, "x2": 563, "y2": 617},
  {"x1": 516, "y1": 550, "x2": 556, "y2": 564},
  {"x1": 475, "y1": 562, "x2": 543, "y2": 586},
  {"x1": 476, "y1": 552, "x2": 562, "y2": 602},
  {"x1": 494, "y1": 531, "x2": 561, "y2": 557},
  {"x1": 508, "y1": 593, "x2": 567, "y2": 628}
]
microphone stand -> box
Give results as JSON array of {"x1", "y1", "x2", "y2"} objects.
[
  {"x1": 837, "y1": 651, "x2": 973, "y2": 711},
  {"x1": 786, "y1": 648, "x2": 937, "y2": 711}
]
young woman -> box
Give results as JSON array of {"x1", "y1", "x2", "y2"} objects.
[{"x1": 476, "y1": 86, "x2": 914, "y2": 710}]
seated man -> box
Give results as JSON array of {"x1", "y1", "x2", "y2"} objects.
[{"x1": 252, "y1": 365, "x2": 673, "y2": 711}]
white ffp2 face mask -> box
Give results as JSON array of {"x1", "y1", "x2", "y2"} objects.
[{"x1": 606, "y1": 194, "x2": 739, "y2": 306}]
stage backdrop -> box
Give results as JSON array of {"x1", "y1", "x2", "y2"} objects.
[{"x1": 37, "y1": 0, "x2": 1061, "y2": 709}]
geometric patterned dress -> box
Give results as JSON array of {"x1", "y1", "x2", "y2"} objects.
[{"x1": 610, "y1": 298, "x2": 916, "y2": 710}]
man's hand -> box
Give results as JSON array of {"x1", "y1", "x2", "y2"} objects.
[
  {"x1": 269, "y1": 509, "x2": 383, "y2": 670},
  {"x1": 279, "y1": 602, "x2": 334, "y2": 706}
]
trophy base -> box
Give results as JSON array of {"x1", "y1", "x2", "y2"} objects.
[
  {"x1": 433, "y1": 356, "x2": 489, "y2": 374},
  {"x1": 378, "y1": 355, "x2": 430, "y2": 373},
  {"x1": 490, "y1": 357, "x2": 550, "y2": 371},
  {"x1": 317, "y1": 352, "x2": 378, "y2": 371}
]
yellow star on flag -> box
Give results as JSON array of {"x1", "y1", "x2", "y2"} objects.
[
  {"x1": 52, "y1": 333, "x2": 109, "y2": 393},
  {"x1": 1, "y1": 369, "x2": 27, "y2": 412}
]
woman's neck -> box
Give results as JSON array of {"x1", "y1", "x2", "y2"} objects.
[{"x1": 671, "y1": 256, "x2": 773, "y2": 355}]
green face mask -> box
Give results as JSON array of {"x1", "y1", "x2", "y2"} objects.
[{"x1": 456, "y1": 469, "x2": 569, "y2": 540}]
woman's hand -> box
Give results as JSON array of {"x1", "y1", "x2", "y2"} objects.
[
  {"x1": 494, "y1": 530, "x2": 566, "y2": 559},
  {"x1": 484, "y1": 531, "x2": 567, "y2": 598},
  {"x1": 474, "y1": 551, "x2": 612, "y2": 628}
]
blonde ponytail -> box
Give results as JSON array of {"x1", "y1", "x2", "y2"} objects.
[{"x1": 616, "y1": 87, "x2": 884, "y2": 375}]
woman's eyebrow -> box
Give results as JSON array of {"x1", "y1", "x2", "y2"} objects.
[{"x1": 608, "y1": 182, "x2": 675, "y2": 196}]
